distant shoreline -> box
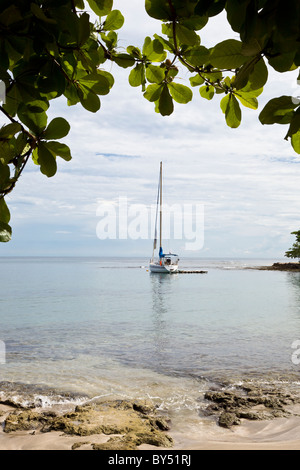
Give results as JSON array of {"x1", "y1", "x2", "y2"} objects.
[{"x1": 251, "y1": 262, "x2": 300, "y2": 271}]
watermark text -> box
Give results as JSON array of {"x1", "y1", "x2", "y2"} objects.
[{"x1": 96, "y1": 197, "x2": 204, "y2": 251}]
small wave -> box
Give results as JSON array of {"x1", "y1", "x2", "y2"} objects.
[{"x1": 0, "y1": 381, "x2": 89, "y2": 409}]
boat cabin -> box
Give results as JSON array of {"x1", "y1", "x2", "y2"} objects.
[{"x1": 161, "y1": 253, "x2": 179, "y2": 266}]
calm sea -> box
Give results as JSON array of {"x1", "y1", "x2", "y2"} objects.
[{"x1": 0, "y1": 257, "x2": 300, "y2": 420}]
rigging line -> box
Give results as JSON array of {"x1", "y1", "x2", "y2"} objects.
[{"x1": 152, "y1": 167, "x2": 161, "y2": 260}]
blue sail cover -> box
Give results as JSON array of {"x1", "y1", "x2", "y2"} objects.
[{"x1": 159, "y1": 247, "x2": 164, "y2": 258}]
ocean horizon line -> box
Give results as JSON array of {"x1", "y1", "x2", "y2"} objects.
[{"x1": 0, "y1": 255, "x2": 287, "y2": 260}]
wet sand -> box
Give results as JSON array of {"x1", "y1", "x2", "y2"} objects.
[
  {"x1": 168, "y1": 415, "x2": 300, "y2": 450},
  {"x1": 1, "y1": 418, "x2": 300, "y2": 450}
]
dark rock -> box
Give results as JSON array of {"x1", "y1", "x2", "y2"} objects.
[
  {"x1": 257, "y1": 262, "x2": 300, "y2": 271},
  {"x1": 237, "y1": 411, "x2": 269, "y2": 421},
  {"x1": 218, "y1": 412, "x2": 240, "y2": 428},
  {"x1": 203, "y1": 383, "x2": 300, "y2": 428}
]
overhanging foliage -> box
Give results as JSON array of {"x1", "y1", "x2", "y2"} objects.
[{"x1": 0, "y1": 0, "x2": 299, "y2": 241}]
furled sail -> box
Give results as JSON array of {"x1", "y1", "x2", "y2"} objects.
[{"x1": 152, "y1": 170, "x2": 160, "y2": 259}]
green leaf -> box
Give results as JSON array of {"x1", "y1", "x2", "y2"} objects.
[
  {"x1": 78, "y1": 12, "x2": 91, "y2": 46},
  {"x1": 203, "y1": 70, "x2": 223, "y2": 83},
  {"x1": 234, "y1": 58, "x2": 257, "y2": 90},
  {"x1": 100, "y1": 30, "x2": 117, "y2": 48},
  {"x1": 285, "y1": 108, "x2": 300, "y2": 139},
  {"x1": 200, "y1": 85, "x2": 215, "y2": 100},
  {"x1": 0, "y1": 5, "x2": 23, "y2": 26},
  {"x1": 234, "y1": 57, "x2": 268, "y2": 91},
  {"x1": 259, "y1": 96, "x2": 298, "y2": 125},
  {"x1": 43, "y1": 118, "x2": 70, "y2": 140},
  {"x1": 0, "y1": 197, "x2": 10, "y2": 224},
  {"x1": 44, "y1": 141, "x2": 72, "y2": 161},
  {"x1": 86, "y1": 0, "x2": 113, "y2": 16},
  {"x1": 74, "y1": 0, "x2": 85, "y2": 8},
  {"x1": 143, "y1": 37, "x2": 167, "y2": 62},
  {"x1": 291, "y1": 130, "x2": 300, "y2": 154},
  {"x1": 64, "y1": 82, "x2": 81, "y2": 107},
  {"x1": 30, "y1": 3, "x2": 56, "y2": 24},
  {"x1": 145, "y1": 0, "x2": 171, "y2": 20},
  {"x1": 220, "y1": 94, "x2": 241, "y2": 128},
  {"x1": 268, "y1": 51, "x2": 297, "y2": 73},
  {"x1": 127, "y1": 46, "x2": 142, "y2": 59},
  {"x1": 0, "y1": 221, "x2": 12, "y2": 242},
  {"x1": 210, "y1": 39, "x2": 247, "y2": 69},
  {"x1": 180, "y1": 14, "x2": 208, "y2": 31},
  {"x1": 158, "y1": 84, "x2": 174, "y2": 116},
  {"x1": 183, "y1": 45, "x2": 210, "y2": 66},
  {"x1": 103, "y1": 10, "x2": 124, "y2": 30},
  {"x1": 37, "y1": 142, "x2": 57, "y2": 177},
  {"x1": 168, "y1": 82, "x2": 193, "y2": 104},
  {"x1": 189, "y1": 74, "x2": 205, "y2": 87},
  {"x1": 113, "y1": 53, "x2": 135, "y2": 69},
  {"x1": 146, "y1": 64, "x2": 165, "y2": 84},
  {"x1": 143, "y1": 83, "x2": 163, "y2": 102},
  {"x1": 99, "y1": 70, "x2": 114, "y2": 89},
  {"x1": 0, "y1": 140, "x2": 16, "y2": 165},
  {"x1": 167, "y1": 66, "x2": 179, "y2": 79},
  {"x1": 167, "y1": 0, "x2": 204, "y2": 19},
  {"x1": 153, "y1": 34, "x2": 174, "y2": 53},
  {"x1": 225, "y1": 0, "x2": 248, "y2": 33},
  {"x1": 38, "y1": 65, "x2": 66, "y2": 98},
  {"x1": 195, "y1": 0, "x2": 226, "y2": 17},
  {"x1": 113, "y1": 53, "x2": 135, "y2": 68},
  {"x1": 247, "y1": 58, "x2": 268, "y2": 91},
  {"x1": 0, "y1": 123, "x2": 22, "y2": 140},
  {"x1": 241, "y1": 38, "x2": 264, "y2": 57},
  {"x1": 129, "y1": 63, "x2": 145, "y2": 87},
  {"x1": 235, "y1": 89, "x2": 261, "y2": 110},
  {"x1": 175, "y1": 24, "x2": 200, "y2": 46},
  {"x1": 79, "y1": 71, "x2": 113, "y2": 95},
  {"x1": 17, "y1": 100, "x2": 48, "y2": 135},
  {"x1": 0, "y1": 154, "x2": 12, "y2": 185},
  {"x1": 79, "y1": 88, "x2": 101, "y2": 112}
]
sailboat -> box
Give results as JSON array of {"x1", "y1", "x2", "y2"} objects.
[{"x1": 149, "y1": 162, "x2": 179, "y2": 273}]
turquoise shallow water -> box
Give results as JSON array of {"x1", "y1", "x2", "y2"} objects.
[{"x1": 0, "y1": 257, "x2": 300, "y2": 412}]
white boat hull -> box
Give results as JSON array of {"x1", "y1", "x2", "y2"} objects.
[{"x1": 149, "y1": 263, "x2": 178, "y2": 273}]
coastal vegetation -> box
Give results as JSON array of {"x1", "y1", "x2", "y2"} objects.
[
  {"x1": 0, "y1": 0, "x2": 299, "y2": 242},
  {"x1": 285, "y1": 230, "x2": 300, "y2": 261}
]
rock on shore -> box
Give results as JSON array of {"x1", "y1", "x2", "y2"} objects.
[
  {"x1": 2, "y1": 399, "x2": 173, "y2": 450},
  {"x1": 203, "y1": 383, "x2": 300, "y2": 429}
]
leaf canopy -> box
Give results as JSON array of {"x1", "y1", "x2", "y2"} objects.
[{"x1": 0, "y1": 0, "x2": 300, "y2": 242}]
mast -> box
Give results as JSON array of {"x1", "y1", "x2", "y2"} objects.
[
  {"x1": 159, "y1": 161, "x2": 162, "y2": 257},
  {"x1": 151, "y1": 163, "x2": 160, "y2": 262}
]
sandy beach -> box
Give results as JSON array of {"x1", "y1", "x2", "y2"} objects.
[
  {"x1": 1, "y1": 413, "x2": 300, "y2": 450},
  {"x1": 169, "y1": 414, "x2": 300, "y2": 450},
  {"x1": 1, "y1": 396, "x2": 300, "y2": 450}
]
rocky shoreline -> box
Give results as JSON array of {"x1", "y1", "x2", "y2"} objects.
[
  {"x1": 0, "y1": 398, "x2": 173, "y2": 450},
  {"x1": 254, "y1": 262, "x2": 300, "y2": 271},
  {"x1": 1, "y1": 381, "x2": 300, "y2": 449},
  {"x1": 203, "y1": 382, "x2": 300, "y2": 429}
]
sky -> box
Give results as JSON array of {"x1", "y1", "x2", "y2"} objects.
[{"x1": 1, "y1": 1, "x2": 300, "y2": 259}]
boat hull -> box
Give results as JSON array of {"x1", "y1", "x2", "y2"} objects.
[{"x1": 149, "y1": 263, "x2": 178, "y2": 273}]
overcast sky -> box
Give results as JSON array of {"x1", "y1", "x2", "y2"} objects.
[{"x1": 1, "y1": 1, "x2": 299, "y2": 259}]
